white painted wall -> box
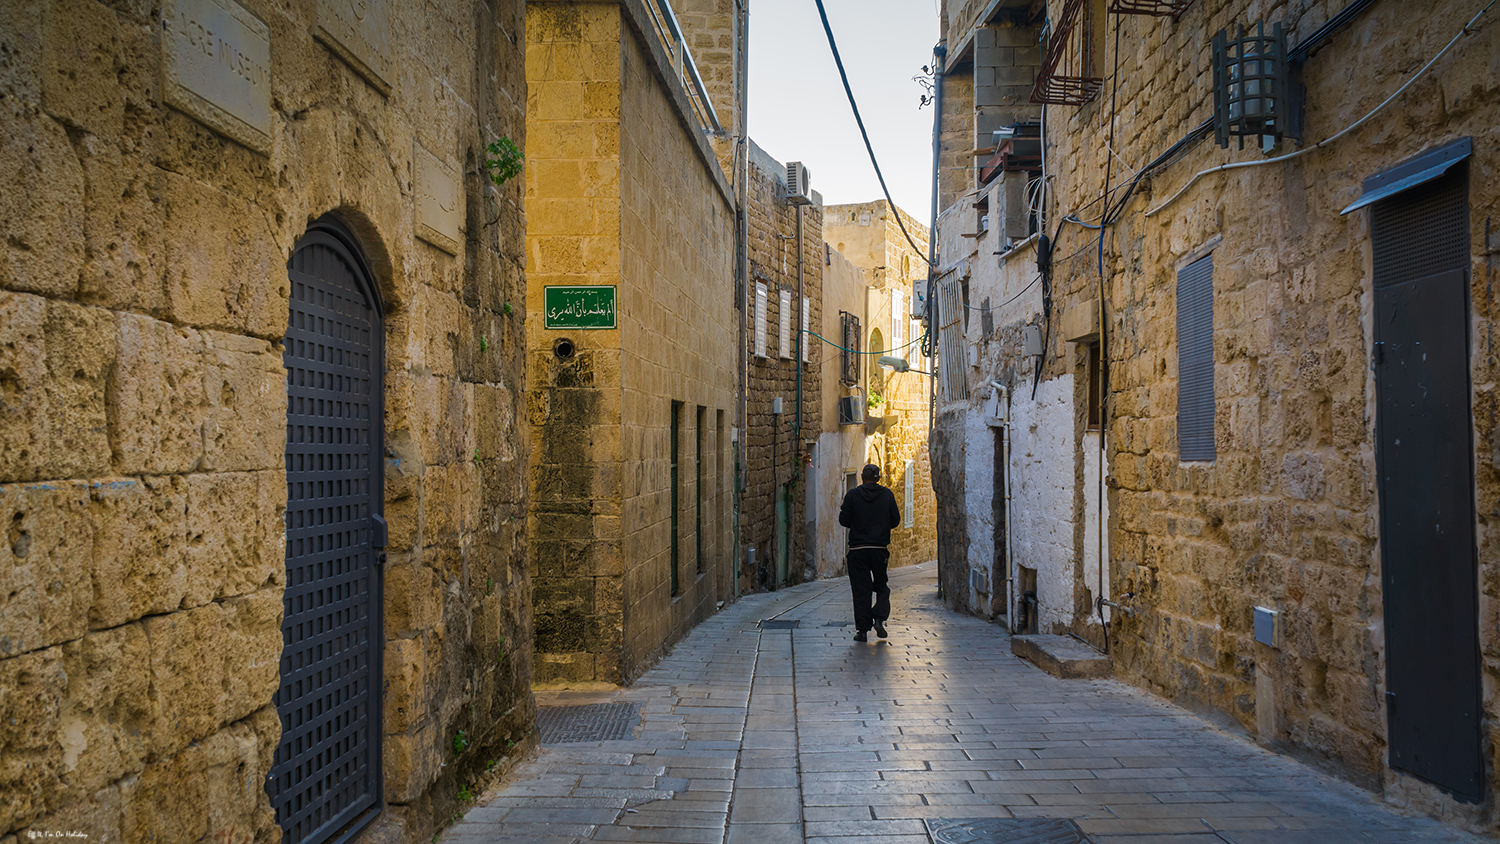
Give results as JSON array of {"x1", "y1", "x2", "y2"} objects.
[
  {"x1": 962, "y1": 403, "x2": 996, "y2": 616},
  {"x1": 815, "y1": 430, "x2": 863, "y2": 579},
  {"x1": 1082, "y1": 430, "x2": 1111, "y2": 623},
  {"x1": 1009, "y1": 373, "x2": 1076, "y2": 632}
]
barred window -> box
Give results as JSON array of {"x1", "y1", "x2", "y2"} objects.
[{"x1": 839, "y1": 311, "x2": 861, "y2": 386}]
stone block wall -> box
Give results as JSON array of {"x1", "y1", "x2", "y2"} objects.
[
  {"x1": 1029, "y1": 0, "x2": 1500, "y2": 825},
  {"x1": 526, "y1": 0, "x2": 736, "y2": 685},
  {"x1": 617, "y1": 6, "x2": 737, "y2": 680},
  {"x1": 743, "y1": 147, "x2": 823, "y2": 590},
  {"x1": 1, "y1": 0, "x2": 532, "y2": 842}
]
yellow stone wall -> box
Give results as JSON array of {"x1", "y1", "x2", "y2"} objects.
[
  {"x1": 0, "y1": 0, "x2": 533, "y2": 841},
  {"x1": 938, "y1": 0, "x2": 1500, "y2": 825},
  {"x1": 526, "y1": 0, "x2": 736, "y2": 685}
]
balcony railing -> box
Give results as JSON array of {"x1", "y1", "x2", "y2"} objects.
[{"x1": 641, "y1": 0, "x2": 725, "y2": 134}]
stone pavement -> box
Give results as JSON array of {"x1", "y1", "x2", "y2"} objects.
[{"x1": 443, "y1": 563, "x2": 1483, "y2": 844}]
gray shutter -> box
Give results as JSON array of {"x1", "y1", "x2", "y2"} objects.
[{"x1": 1177, "y1": 254, "x2": 1215, "y2": 461}]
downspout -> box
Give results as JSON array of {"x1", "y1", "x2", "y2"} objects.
[
  {"x1": 793, "y1": 203, "x2": 805, "y2": 584},
  {"x1": 733, "y1": 0, "x2": 750, "y2": 600},
  {"x1": 927, "y1": 41, "x2": 946, "y2": 598}
]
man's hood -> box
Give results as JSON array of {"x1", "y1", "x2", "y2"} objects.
[{"x1": 857, "y1": 482, "x2": 883, "y2": 501}]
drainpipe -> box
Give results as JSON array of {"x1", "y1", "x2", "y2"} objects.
[
  {"x1": 794, "y1": 203, "x2": 804, "y2": 471},
  {"x1": 733, "y1": 0, "x2": 750, "y2": 600},
  {"x1": 927, "y1": 41, "x2": 946, "y2": 597}
]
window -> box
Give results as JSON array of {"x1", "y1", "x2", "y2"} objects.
[
  {"x1": 1083, "y1": 341, "x2": 1103, "y2": 430},
  {"x1": 839, "y1": 311, "x2": 861, "y2": 386},
  {"x1": 779, "y1": 289, "x2": 792, "y2": 359},
  {"x1": 801, "y1": 297, "x2": 810, "y2": 363},
  {"x1": 1177, "y1": 254, "x2": 1215, "y2": 461},
  {"x1": 754, "y1": 282, "x2": 768, "y2": 358},
  {"x1": 892, "y1": 291, "x2": 905, "y2": 351},
  {"x1": 671, "y1": 401, "x2": 682, "y2": 595}
]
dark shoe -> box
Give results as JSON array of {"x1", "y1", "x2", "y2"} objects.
[
  {"x1": 874, "y1": 620, "x2": 887, "y2": 639},
  {"x1": 853, "y1": 631, "x2": 868, "y2": 642}
]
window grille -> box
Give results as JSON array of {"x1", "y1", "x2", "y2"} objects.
[
  {"x1": 892, "y1": 291, "x2": 905, "y2": 351},
  {"x1": 839, "y1": 311, "x2": 861, "y2": 386},
  {"x1": 1176, "y1": 254, "x2": 1215, "y2": 460},
  {"x1": 801, "y1": 297, "x2": 810, "y2": 363},
  {"x1": 1031, "y1": 0, "x2": 1104, "y2": 106},
  {"x1": 937, "y1": 277, "x2": 969, "y2": 402}
]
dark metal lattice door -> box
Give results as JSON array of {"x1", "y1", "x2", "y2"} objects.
[
  {"x1": 1372, "y1": 166, "x2": 1480, "y2": 801},
  {"x1": 270, "y1": 227, "x2": 384, "y2": 843}
]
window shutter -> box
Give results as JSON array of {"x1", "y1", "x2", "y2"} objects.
[
  {"x1": 801, "y1": 297, "x2": 810, "y2": 363},
  {"x1": 904, "y1": 460, "x2": 914, "y2": 528},
  {"x1": 779, "y1": 289, "x2": 792, "y2": 359},
  {"x1": 1177, "y1": 254, "x2": 1215, "y2": 461},
  {"x1": 754, "y1": 283, "x2": 768, "y2": 358},
  {"x1": 892, "y1": 291, "x2": 905, "y2": 351}
]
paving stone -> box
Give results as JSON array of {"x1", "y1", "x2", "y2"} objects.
[{"x1": 442, "y1": 565, "x2": 1485, "y2": 844}]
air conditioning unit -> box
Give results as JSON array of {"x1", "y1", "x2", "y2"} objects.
[
  {"x1": 837, "y1": 394, "x2": 864, "y2": 426},
  {"x1": 786, "y1": 161, "x2": 813, "y2": 206}
]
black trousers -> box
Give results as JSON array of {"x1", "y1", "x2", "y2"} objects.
[{"x1": 846, "y1": 547, "x2": 890, "y2": 632}]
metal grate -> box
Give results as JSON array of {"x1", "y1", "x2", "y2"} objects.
[
  {"x1": 840, "y1": 310, "x2": 861, "y2": 386},
  {"x1": 537, "y1": 703, "x2": 643, "y2": 744},
  {"x1": 270, "y1": 232, "x2": 382, "y2": 844},
  {"x1": 1372, "y1": 166, "x2": 1468, "y2": 290},
  {"x1": 1176, "y1": 254, "x2": 1215, "y2": 462},
  {"x1": 760, "y1": 619, "x2": 800, "y2": 629},
  {"x1": 926, "y1": 818, "x2": 1091, "y2": 844},
  {"x1": 1030, "y1": 0, "x2": 1103, "y2": 106}
]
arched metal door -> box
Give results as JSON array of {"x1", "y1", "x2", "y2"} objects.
[{"x1": 270, "y1": 222, "x2": 385, "y2": 844}]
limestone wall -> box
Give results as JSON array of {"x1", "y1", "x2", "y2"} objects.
[
  {"x1": 0, "y1": 0, "x2": 532, "y2": 841},
  {"x1": 938, "y1": 0, "x2": 1500, "y2": 824},
  {"x1": 742, "y1": 144, "x2": 824, "y2": 590},
  {"x1": 526, "y1": 0, "x2": 736, "y2": 685},
  {"x1": 814, "y1": 249, "x2": 867, "y2": 580}
]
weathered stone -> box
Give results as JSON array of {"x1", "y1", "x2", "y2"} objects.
[{"x1": 0, "y1": 482, "x2": 92, "y2": 658}]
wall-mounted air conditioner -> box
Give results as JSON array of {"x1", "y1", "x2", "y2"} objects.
[
  {"x1": 837, "y1": 394, "x2": 864, "y2": 426},
  {"x1": 786, "y1": 161, "x2": 813, "y2": 206}
]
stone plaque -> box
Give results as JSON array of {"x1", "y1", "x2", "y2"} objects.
[
  {"x1": 163, "y1": 0, "x2": 272, "y2": 153},
  {"x1": 313, "y1": 0, "x2": 393, "y2": 95},
  {"x1": 415, "y1": 144, "x2": 462, "y2": 255}
]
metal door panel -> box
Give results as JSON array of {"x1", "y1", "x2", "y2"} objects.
[
  {"x1": 270, "y1": 231, "x2": 383, "y2": 844},
  {"x1": 1375, "y1": 267, "x2": 1480, "y2": 801}
]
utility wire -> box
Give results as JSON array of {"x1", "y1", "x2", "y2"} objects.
[
  {"x1": 812, "y1": 0, "x2": 933, "y2": 266},
  {"x1": 805, "y1": 328, "x2": 926, "y2": 356}
]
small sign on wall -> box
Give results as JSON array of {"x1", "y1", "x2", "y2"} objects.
[
  {"x1": 544, "y1": 286, "x2": 617, "y2": 329},
  {"x1": 415, "y1": 143, "x2": 462, "y2": 255},
  {"x1": 163, "y1": 0, "x2": 272, "y2": 153},
  {"x1": 313, "y1": 0, "x2": 393, "y2": 95}
]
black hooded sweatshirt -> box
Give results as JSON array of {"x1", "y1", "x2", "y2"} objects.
[{"x1": 839, "y1": 482, "x2": 901, "y2": 548}]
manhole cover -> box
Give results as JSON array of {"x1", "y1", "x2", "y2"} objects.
[
  {"x1": 924, "y1": 818, "x2": 1091, "y2": 844},
  {"x1": 823, "y1": 620, "x2": 850, "y2": 627},
  {"x1": 536, "y1": 702, "x2": 642, "y2": 744},
  {"x1": 760, "y1": 619, "x2": 800, "y2": 629}
]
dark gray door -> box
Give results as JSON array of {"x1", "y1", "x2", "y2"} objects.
[
  {"x1": 1372, "y1": 168, "x2": 1480, "y2": 801},
  {"x1": 270, "y1": 224, "x2": 384, "y2": 842}
]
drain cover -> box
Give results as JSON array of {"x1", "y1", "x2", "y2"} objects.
[
  {"x1": 925, "y1": 819, "x2": 1091, "y2": 844},
  {"x1": 536, "y1": 702, "x2": 642, "y2": 744},
  {"x1": 760, "y1": 619, "x2": 800, "y2": 629},
  {"x1": 823, "y1": 620, "x2": 850, "y2": 627}
]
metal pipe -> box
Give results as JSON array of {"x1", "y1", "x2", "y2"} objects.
[
  {"x1": 1099, "y1": 597, "x2": 1137, "y2": 617},
  {"x1": 927, "y1": 41, "x2": 946, "y2": 598},
  {"x1": 733, "y1": 0, "x2": 749, "y2": 600}
]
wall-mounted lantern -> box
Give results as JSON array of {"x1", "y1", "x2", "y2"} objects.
[{"x1": 1212, "y1": 21, "x2": 1289, "y2": 148}]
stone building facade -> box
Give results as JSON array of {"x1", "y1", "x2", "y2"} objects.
[
  {"x1": 740, "y1": 141, "x2": 823, "y2": 589},
  {"x1": 931, "y1": 0, "x2": 1500, "y2": 831},
  {"x1": 824, "y1": 202, "x2": 938, "y2": 572},
  {"x1": 812, "y1": 247, "x2": 867, "y2": 581},
  {"x1": 0, "y1": 0, "x2": 533, "y2": 842},
  {"x1": 525, "y1": 0, "x2": 737, "y2": 685}
]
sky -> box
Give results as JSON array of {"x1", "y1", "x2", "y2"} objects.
[{"x1": 748, "y1": 0, "x2": 941, "y2": 220}]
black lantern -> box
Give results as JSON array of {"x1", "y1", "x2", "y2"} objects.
[{"x1": 1212, "y1": 21, "x2": 1288, "y2": 148}]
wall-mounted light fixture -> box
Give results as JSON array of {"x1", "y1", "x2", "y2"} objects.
[
  {"x1": 1212, "y1": 21, "x2": 1289, "y2": 149},
  {"x1": 878, "y1": 355, "x2": 933, "y2": 376}
]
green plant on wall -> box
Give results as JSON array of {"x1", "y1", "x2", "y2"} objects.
[
  {"x1": 482, "y1": 138, "x2": 523, "y2": 188},
  {"x1": 866, "y1": 390, "x2": 886, "y2": 413},
  {"x1": 452, "y1": 729, "x2": 470, "y2": 755}
]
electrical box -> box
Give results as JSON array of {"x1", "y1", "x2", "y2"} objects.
[
  {"x1": 1022, "y1": 323, "x2": 1044, "y2": 356},
  {"x1": 1254, "y1": 606, "x2": 1280, "y2": 649},
  {"x1": 970, "y1": 568, "x2": 989, "y2": 594},
  {"x1": 771, "y1": 397, "x2": 783, "y2": 415},
  {"x1": 913, "y1": 283, "x2": 929, "y2": 320}
]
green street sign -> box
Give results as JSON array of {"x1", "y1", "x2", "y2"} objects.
[{"x1": 543, "y1": 285, "x2": 617, "y2": 329}]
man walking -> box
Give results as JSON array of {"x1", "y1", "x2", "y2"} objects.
[{"x1": 839, "y1": 463, "x2": 901, "y2": 642}]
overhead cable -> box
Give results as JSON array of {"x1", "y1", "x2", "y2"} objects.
[{"x1": 812, "y1": 0, "x2": 933, "y2": 266}]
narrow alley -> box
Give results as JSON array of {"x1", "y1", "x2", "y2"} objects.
[{"x1": 445, "y1": 564, "x2": 1480, "y2": 844}]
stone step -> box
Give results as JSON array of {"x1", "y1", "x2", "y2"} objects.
[{"x1": 1010, "y1": 634, "x2": 1112, "y2": 679}]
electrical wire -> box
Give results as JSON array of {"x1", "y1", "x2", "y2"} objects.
[
  {"x1": 804, "y1": 328, "x2": 926, "y2": 356},
  {"x1": 812, "y1": 0, "x2": 933, "y2": 266},
  {"x1": 1144, "y1": 0, "x2": 1497, "y2": 218}
]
